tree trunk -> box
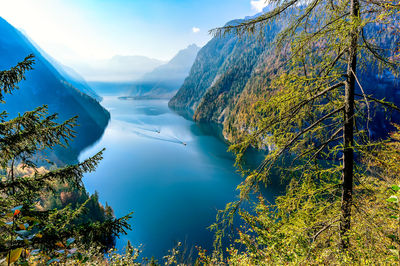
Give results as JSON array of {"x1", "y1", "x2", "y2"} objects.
[{"x1": 340, "y1": 0, "x2": 359, "y2": 250}]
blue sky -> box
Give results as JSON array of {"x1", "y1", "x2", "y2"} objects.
[{"x1": 0, "y1": 0, "x2": 267, "y2": 64}]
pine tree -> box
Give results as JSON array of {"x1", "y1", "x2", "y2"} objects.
[
  {"x1": 209, "y1": 0, "x2": 400, "y2": 263},
  {"x1": 0, "y1": 55, "x2": 132, "y2": 264}
]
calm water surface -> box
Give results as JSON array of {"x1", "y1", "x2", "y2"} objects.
[{"x1": 79, "y1": 96, "x2": 277, "y2": 260}]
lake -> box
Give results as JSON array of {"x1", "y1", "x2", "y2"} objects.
[{"x1": 79, "y1": 96, "x2": 279, "y2": 260}]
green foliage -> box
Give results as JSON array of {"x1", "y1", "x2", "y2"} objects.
[
  {"x1": 205, "y1": 0, "x2": 400, "y2": 264},
  {"x1": 0, "y1": 54, "x2": 34, "y2": 102},
  {"x1": 197, "y1": 126, "x2": 400, "y2": 264},
  {"x1": 0, "y1": 55, "x2": 132, "y2": 264}
]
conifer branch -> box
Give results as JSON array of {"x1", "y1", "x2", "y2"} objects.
[
  {"x1": 361, "y1": 28, "x2": 399, "y2": 69},
  {"x1": 307, "y1": 127, "x2": 343, "y2": 162},
  {"x1": 256, "y1": 107, "x2": 344, "y2": 178},
  {"x1": 0, "y1": 54, "x2": 34, "y2": 102},
  {"x1": 354, "y1": 93, "x2": 400, "y2": 112},
  {"x1": 293, "y1": 127, "x2": 343, "y2": 163},
  {"x1": 0, "y1": 149, "x2": 105, "y2": 191},
  {"x1": 210, "y1": 0, "x2": 299, "y2": 37},
  {"x1": 253, "y1": 82, "x2": 345, "y2": 140}
]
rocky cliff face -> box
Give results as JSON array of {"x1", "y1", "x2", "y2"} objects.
[{"x1": 0, "y1": 17, "x2": 110, "y2": 164}]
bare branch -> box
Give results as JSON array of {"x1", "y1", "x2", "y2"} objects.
[
  {"x1": 312, "y1": 219, "x2": 340, "y2": 243},
  {"x1": 351, "y1": 69, "x2": 371, "y2": 136}
]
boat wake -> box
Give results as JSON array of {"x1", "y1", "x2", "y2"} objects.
[
  {"x1": 116, "y1": 120, "x2": 186, "y2": 146},
  {"x1": 135, "y1": 126, "x2": 161, "y2": 134},
  {"x1": 132, "y1": 130, "x2": 184, "y2": 145}
]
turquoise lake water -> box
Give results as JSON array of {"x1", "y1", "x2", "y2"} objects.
[{"x1": 79, "y1": 96, "x2": 279, "y2": 260}]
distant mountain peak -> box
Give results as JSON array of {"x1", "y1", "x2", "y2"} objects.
[
  {"x1": 187, "y1": 43, "x2": 200, "y2": 49},
  {"x1": 123, "y1": 44, "x2": 201, "y2": 99},
  {"x1": 140, "y1": 44, "x2": 200, "y2": 83}
]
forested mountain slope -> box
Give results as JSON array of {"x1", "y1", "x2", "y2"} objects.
[
  {"x1": 0, "y1": 17, "x2": 110, "y2": 164},
  {"x1": 168, "y1": 17, "x2": 282, "y2": 123},
  {"x1": 168, "y1": 19, "x2": 257, "y2": 111},
  {"x1": 169, "y1": 14, "x2": 400, "y2": 141}
]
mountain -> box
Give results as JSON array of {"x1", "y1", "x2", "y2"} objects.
[
  {"x1": 169, "y1": 17, "x2": 279, "y2": 114},
  {"x1": 71, "y1": 55, "x2": 165, "y2": 82},
  {"x1": 56, "y1": 64, "x2": 102, "y2": 102},
  {"x1": 124, "y1": 44, "x2": 200, "y2": 99},
  {"x1": 86, "y1": 45, "x2": 199, "y2": 97},
  {"x1": 0, "y1": 17, "x2": 110, "y2": 164},
  {"x1": 169, "y1": 12, "x2": 400, "y2": 141},
  {"x1": 19, "y1": 31, "x2": 102, "y2": 102},
  {"x1": 140, "y1": 44, "x2": 200, "y2": 84}
]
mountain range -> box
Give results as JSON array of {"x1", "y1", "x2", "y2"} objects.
[
  {"x1": 0, "y1": 17, "x2": 110, "y2": 164},
  {"x1": 91, "y1": 44, "x2": 200, "y2": 98},
  {"x1": 71, "y1": 55, "x2": 165, "y2": 82}
]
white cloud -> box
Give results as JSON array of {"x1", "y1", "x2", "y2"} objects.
[
  {"x1": 250, "y1": 0, "x2": 268, "y2": 12},
  {"x1": 192, "y1": 27, "x2": 200, "y2": 33}
]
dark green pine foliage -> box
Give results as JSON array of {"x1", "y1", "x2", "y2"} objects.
[{"x1": 0, "y1": 55, "x2": 131, "y2": 263}]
